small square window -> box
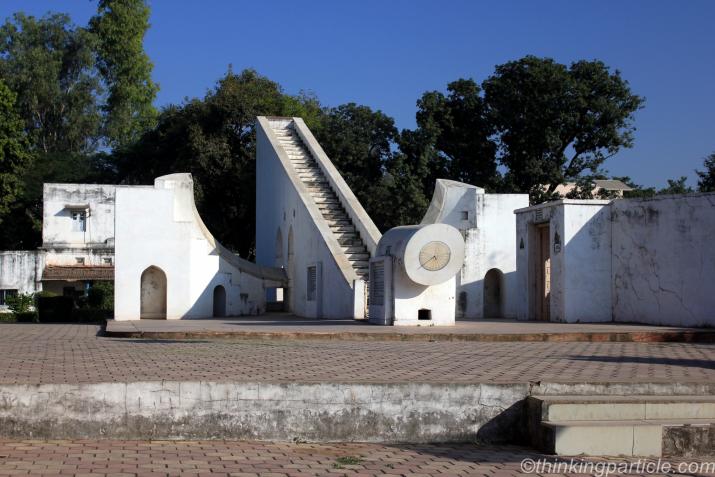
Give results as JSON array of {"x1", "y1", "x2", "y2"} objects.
[
  {"x1": 0, "y1": 289, "x2": 18, "y2": 306},
  {"x1": 76, "y1": 257, "x2": 85, "y2": 265},
  {"x1": 103, "y1": 257, "x2": 112, "y2": 264},
  {"x1": 71, "y1": 210, "x2": 86, "y2": 232},
  {"x1": 460, "y1": 211, "x2": 469, "y2": 221}
]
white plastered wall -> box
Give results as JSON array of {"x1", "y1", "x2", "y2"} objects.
[
  {"x1": 611, "y1": 193, "x2": 715, "y2": 327},
  {"x1": 422, "y1": 179, "x2": 528, "y2": 319},
  {"x1": 516, "y1": 201, "x2": 612, "y2": 323},
  {"x1": 114, "y1": 174, "x2": 285, "y2": 321},
  {"x1": 255, "y1": 118, "x2": 356, "y2": 319},
  {"x1": 0, "y1": 251, "x2": 43, "y2": 310}
]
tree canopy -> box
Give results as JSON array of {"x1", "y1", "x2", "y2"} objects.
[
  {"x1": 89, "y1": 0, "x2": 159, "y2": 147},
  {"x1": 4, "y1": 3, "x2": 704, "y2": 252},
  {"x1": 115, "y1": 69, "x2": 322, "y2": 257},
  {"x1": 483, "y1": 56, "x2": 644, "y2": 201},
  {"x1": 0, "y1": 80, "x2": 32, "y2": 224},
  {"x1": 0, "y1": 13, "x2": 102, "y2": 155},
  {"x1": 697, "y1": 153, "x2": 715, "y2": 193}
]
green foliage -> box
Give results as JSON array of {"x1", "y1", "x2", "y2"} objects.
[
  {"x1": 0, "y1": 13, "x2": 109, "y2": 249},
  {"x1": 0, "y1": 13, "x2": 102, "y2": 155},
  {"x1": 314, "y1": 103, "x2": 411, "y2": 231},
  {"x1": 0, "y1": 80, "x2": 32, "y2": 224},
  {"x1": 696, "y1": 153, "x2": 715, "y2": 193},
  {"x1": 333, "y1": 456, "x2": 363, "y2": 468},
  {"x1": 88, "y1": 281, "x2": 114, "y2": 310},
  {"x1": 414, "y1": 78, "x2": 498, "y2": 190},
  {"x1": 14, "y1": 311, "x2": 38, "y2": 322},
  {"x1": 89, "y1": 0, "x2": 158, "y2": 146},
  {"x1": 658, "y1": 176, "x2": 693, "y2": 195},
  {"x1": 115, "y1": 68, "x2": 321, "y2": 257},
  {"x1": 483, "y1": 56, "x2": 644, "y2": 202},
  {"x1": 612, "y1": 176, "x2": 656, "y2": 199},
  {"x1": 5, "y1": 292, "x2": 33, "y2": 313}
]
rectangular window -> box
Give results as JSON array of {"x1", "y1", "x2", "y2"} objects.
[
  {"x1": 71, "y1": 211, "x2": 86, "y2": 232},
  {"x1": 0, "y1": 289, "x2": 18, "y2": 306},
  {"x1": 76, "y1": 257, "x2": 85, "y2": 265},
  {"x1": 306, "y1": 266, "x2": 317, "y2": 301},
  {"x1": 103, "y1": 257, "x2": 112, "y2": 264},
  {"x1": 460, "y1": 210, "x2": 469, "y2": 220}
]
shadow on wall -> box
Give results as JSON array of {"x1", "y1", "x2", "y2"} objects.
[
  {"x1": 457, "y1": 270, "x2": 515, "y2": 320},
  {"x1": 137, "y1": 267, "x2": 261, "y2": 320}
]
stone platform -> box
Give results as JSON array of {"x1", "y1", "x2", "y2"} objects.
[
  {"x1": 105, "y1": 315, "x2": 715, "y2": 343},
  {"x1": 1, "y1": 323, "x2": 715, "y2": 446}
]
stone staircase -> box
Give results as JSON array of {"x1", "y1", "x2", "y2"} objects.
[
  {"x1": 527, "y1": 395, "x2": 715, "y2": 457},
  {"x1": 272, "y1": 125, "x2": 370, "y2": 280}
]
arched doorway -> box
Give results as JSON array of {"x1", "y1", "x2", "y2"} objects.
[
  {"x1": 213, "y1": 285, "x2": 226, "y2": 317},
  {"x1": 140, "y1": 266, "x2": 167, "y2": 319},
  {"x1": 483, "y1": 268, "x2": 504, "y2": 318}
]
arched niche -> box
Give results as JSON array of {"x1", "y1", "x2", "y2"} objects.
[{"x1": 140, "y1": 266, "x2": 167, "y2": 319}]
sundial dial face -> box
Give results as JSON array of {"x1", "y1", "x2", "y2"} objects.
[{"x1": 418, "y1": 241, "x2": 451, "y2": 271}]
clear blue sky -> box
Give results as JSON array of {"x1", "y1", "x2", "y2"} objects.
[{"x1": 2, "y1": 0, "x2": 714, "y2": 188}]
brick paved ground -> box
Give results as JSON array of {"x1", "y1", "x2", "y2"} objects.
[
  {"x1": 1, "y1": 324, "x2": 714, "y2": 385},
  {"x1": 1, "y1": 439, "x2": 714, "y2": 477}
]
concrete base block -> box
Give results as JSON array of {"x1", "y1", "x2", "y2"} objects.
[{"x1": 0, "y1": 381, "x2": 528, "y2": 443}]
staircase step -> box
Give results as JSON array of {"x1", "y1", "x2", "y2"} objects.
[
  {"x1": 528, "y1": 395, "x2": 715, "y2": 457},
  {"x1": 530, "y1": 395, "x2": 715, "y2": 422},
  {"x1": 348, "y1": 260, "x2": 369, "y2": 268},
  {"x1": 345, "y1": 252, "x2": 370, "y2": 260},
  {"x1": 540, "y1": 419, "x2": 715, "y2": 457},
  {"x1": 341, "y1": 245, "x2": 367, "y2": 254}
]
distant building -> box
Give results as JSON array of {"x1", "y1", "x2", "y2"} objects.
[{"x1": 0, "y1": 184, "x2": 116, "y2": 311}]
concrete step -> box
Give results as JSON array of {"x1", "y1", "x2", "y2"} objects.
[
  {"x1": 318, "y1": 203, "x2": 343, "y2": 212},
  {"x1": 322, "y1": 210, "x2": 349, "y2": 218},
  {"x1": 341, "y1": 245, "x2": 367, "y2": 254},
  {"x1": 325, "y1": 219, "x2": 351, "y2": 226},
  {"x1": 337, "y1": 236, "x2": 361, "y2": 246},
  {"x1": 312, "y1": 196, "x2": 338, "y2": 204},
  {"x1": 539, "y1": 418, "x2": 715, "y2": 457},
  {"x1": 345, "y1": 252, "x2": 370, "y2": 261},
  {"x1": 348, "y1": 260, "x2": 369, "y2": 268},
  {"x1": 528, "y1": 395, "x2": 715, "y2": 457},
  {"x1": 530, "y1": 395, "x2": 715, "y2": 422},
  {"x1": 330, "y1": 225, "x2": 355, "y2": 233}
]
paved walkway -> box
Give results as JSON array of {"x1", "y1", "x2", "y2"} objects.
[
  {"x1": 105, "y1": 315, "x2": 715, "y2": 343},
  {"x1": 1, "y1": 439, "x2": 714, "y2": 477},
  {"x1": 1, "y1": 324, "x2": 714, "y2": 385}
]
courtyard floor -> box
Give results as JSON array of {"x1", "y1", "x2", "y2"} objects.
[
  {"x1": 1, "y1": 323, "x2": 714, "y2": 385},
  {"x1": 1, "y1": 439, "x2": 715, "y2": 477}
]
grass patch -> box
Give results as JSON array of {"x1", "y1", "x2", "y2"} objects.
[{"x1": 333, "y1": 456, "x2": 363, "y2": 468}]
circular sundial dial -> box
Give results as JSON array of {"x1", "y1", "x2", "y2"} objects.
[{"x1": 418, "y1": 241, "x2": 451, "y2": 271}]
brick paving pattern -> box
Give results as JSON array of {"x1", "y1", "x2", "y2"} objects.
[
  {"x1": 1, "y1": 324, "x2": 714, "y2": 385},
  {"x1": 1, "y1": 439, "x2": 714, "y2": 477}
]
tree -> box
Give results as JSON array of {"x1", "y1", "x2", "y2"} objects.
[
  {"x1": 0, "y1": 13, "x2": 102, "y2": 155},
  {"x1": 696, "y1": 152, "x2": 715, "y2": 192},
  {"x1": 0, "y1": 80, "x2": 32, "y2": 226},
  {"x1": 115, "y1": 68, "x2": 322, "y2": 257},
  {"x1": 89, "y1": 0, "x2": 158, "y2": 147},
  {"x1": 611, "y1": 176, "x2": 656, "y2": 199},
  {"x1": 483, "y1": 56, "x2": 644, "y2": 202},
  {"x1": 414, "y1": 79, "x2": 498, "y2": 189},
  {"x1": 658, "y1": 177, "x2": 693, "y2": 195},
  {"x1": 314, "y1": 103, "x2": 405, "y2": 231}
]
